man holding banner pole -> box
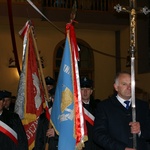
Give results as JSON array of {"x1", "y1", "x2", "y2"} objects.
[{"x1": 93, "y1": 71, "x2": 150, "y2": 150}]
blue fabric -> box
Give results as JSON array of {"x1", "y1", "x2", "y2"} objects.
[{"x1": 51, "y1": 36, "x2": 76, "y2": 150}]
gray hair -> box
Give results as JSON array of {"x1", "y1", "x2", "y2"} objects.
[{"x1": 114, "y1": 71, "x2": 131, "y2": 85}]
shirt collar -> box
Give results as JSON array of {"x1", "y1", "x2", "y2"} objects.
[
  {"x1": 116, "y1": 95, "x2": 131, "y2": 107},
  {"x1": 83, "y1": 100, "x2": 90, "y2": 104}
]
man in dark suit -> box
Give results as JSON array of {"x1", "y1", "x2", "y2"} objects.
[
  {"x1": 80, "y1": 77, "x2": 100, "y2": 150},
  {"x1": 34, "y1": 88, "x2": 58, "y2": 150},
  {"x1": 45, "y1": 76, "x2": 55, "y2": 92},
  {"x1": 0, "y1": 90, "x2": 28, "y2": 150},
  {"x1": 93, "y1": 71, "x2": 150, "y2": 150}
]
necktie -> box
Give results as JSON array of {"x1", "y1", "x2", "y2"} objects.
[{"x1": 124, "y1": 101, "x2": 130, "y2": 109}]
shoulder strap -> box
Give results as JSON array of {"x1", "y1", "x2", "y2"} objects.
[{"x1": 0, "y1": 120, "x2": 18, "y2": 144}]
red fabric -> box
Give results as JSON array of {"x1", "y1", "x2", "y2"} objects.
[
  {"x1": 66, "y1": 23, "x2": 87, "y2": 145},
  {"x1": 24, "y1": 120, "x2": 38, "y2": 146},
  {"x1": 25, "y1": 31, "x2": 45, "y2": 148},
  {"x1": 83, "y1": 112, "x2": 94, "y2": 126},
  {"x1": 19, "y1": 20, "x2": 30, "y2": 38},
  {"x1": 18, "y1": 23, "x2": 45, "y2": 149},
  {"x1": 45, "y1": 106, "x2": 51, "y2": 121},
  {"x1": 0, "y1": 124, "x2": 18, "y2": 145}
]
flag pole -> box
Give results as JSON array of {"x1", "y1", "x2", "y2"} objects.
[
  {"x1": 129, "y1": 0, "x2": 137, "y2": 148},
  {"x1": 30, "y1": 26, "x2": 52, "y2": 150},
  {"x1": 30, "y1": 26, "x2": 49, "y2": 101}
]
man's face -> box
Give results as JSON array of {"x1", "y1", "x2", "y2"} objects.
[
  {"x1": 46, "y1": 85, "x2": 54, "y2": 91},
  {"x1": 81, "y1": 88, "x2": 93, "y2": 102},
  {"x1": 4, "y1": 98, "x2": 11, "y2": 109},
  {"x1": 114, "y1": 73, "x2": 131, "y2": 100}
]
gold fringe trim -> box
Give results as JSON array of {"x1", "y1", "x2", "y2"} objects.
[{"x1": 76, "y1": 135, "x2": 88, "y2": 150}]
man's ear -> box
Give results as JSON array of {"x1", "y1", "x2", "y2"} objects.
[{"x1": 114, "y1": 83, "x2": 118, "y2": 92}]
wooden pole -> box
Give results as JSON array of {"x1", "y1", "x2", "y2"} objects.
[
  {"x1": 30, "y1": 26, "x2": 52, "y2": 150},
  {"x1": 30, "y1": 26, "x2": 49, "y2": 101}
]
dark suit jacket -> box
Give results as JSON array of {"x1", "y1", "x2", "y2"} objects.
[
  {"x1": 83, "y1": 98, "x2": 101, "y2": 150},
  {"x1": 34, "y1": 111, "x2": 58, "y2": 150},
  {"x1": 93, "y1": 95, "x2": 150, "y2": 150},
  {"x1": 0, "y1": 109, "x2": 28, "y2": 150}
]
